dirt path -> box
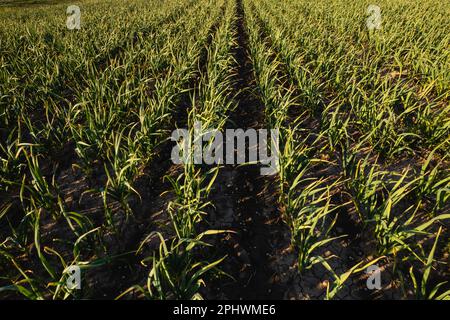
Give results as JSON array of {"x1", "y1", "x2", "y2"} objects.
[{"x1": 205, "y1": 0, "x2": 289, "y2": 300}]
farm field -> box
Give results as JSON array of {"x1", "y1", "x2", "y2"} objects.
[{"x1": 0, "y1": 0, "x2": 449, "y2": 300}]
